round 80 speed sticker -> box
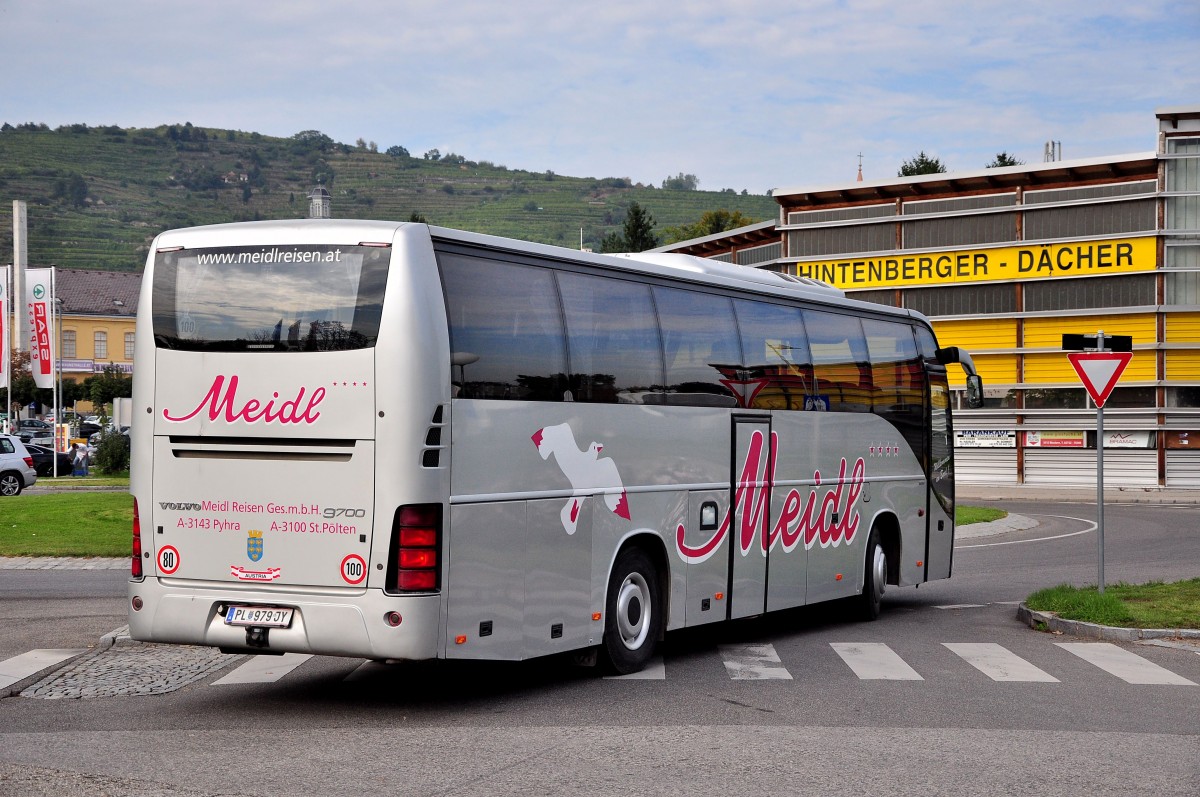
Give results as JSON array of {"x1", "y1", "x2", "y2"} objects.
[
  {"x1": 158, "y1": 545, "x2": 181, "y2": 575},
  {"x1": 340, "y1": 554, "x2": 367, "y2": 585}
]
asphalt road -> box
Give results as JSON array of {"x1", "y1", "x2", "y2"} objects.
[{"x1": 1, "y1": 502, "x2": 1198, "y2": 796}]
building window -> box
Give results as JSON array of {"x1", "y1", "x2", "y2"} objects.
[
  {"x1": 1023, "y1": 388, "x2": 1086, "y2": 409},
  {"x1": 94, "y1": 331, "x2": 108, "y2": 359},
  {"x1": 1026, "y1": 274, "x2": 1156, "y2": 311},
  {"x1": 1167, "y1": 387, "x2": 1200, "y2": 408},
  {"x1": 124, "y1": 332, "x2": 135, "y2": 360},
  {"x1": 788, "y1": 224, "x2": 895, "y2": 258},
  {"x1": 1023, "y1": 200, "x2": 1156, "y2": 239},
  {"x1": 1101, "y1": 387, "x2": 1156, "y2": 409},
  {"x1": 903, "y1": 283, "x2": 1016, "y2": 316},
  {"x1": 1166, "y1": 138, "x2": 1200, "y2": 232},
  {"x1": 735, "y1": 242, "x2": 782, "y2": 266},
  {"x1": 62, "y1": 330, "x2": 76, "y2": 359}
]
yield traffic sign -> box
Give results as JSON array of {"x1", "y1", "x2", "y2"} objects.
[{"x1": 1067, "y1": 352, "x2": 1132, "y2": 407}]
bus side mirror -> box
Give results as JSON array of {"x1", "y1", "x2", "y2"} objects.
[
  {"x1": 936, "y1": 347, "x2": 985, "y2": 409},
  {"x1": 965, "y1": 374, "x2": 984, "y2": 409}
]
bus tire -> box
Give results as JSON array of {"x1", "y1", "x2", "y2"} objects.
[
  {"x1": 602, "y1": 547, "x2": 661, "y2": 675},
  {"x1": 0, "y1": 472, "x2": 23, "y2": 497},
  {"x1": 859, "y1": 527, "x2": 886, "y2": 621}
]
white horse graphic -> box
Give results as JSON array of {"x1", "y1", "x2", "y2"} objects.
[{"x1": 531, "y1": 422, "x2": 631, "y2": 534}]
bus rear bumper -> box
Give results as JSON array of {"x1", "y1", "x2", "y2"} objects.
[{"x1": 128, "y1": 579, "x2": 442, "y2": 661}]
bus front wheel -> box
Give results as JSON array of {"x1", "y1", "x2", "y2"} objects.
[
  {"x1": 859, "y1": 527, "x2": 886, "y2": 621},
  {"x1": 602, "y1": 547, "x2": 661, "y2": 675}
]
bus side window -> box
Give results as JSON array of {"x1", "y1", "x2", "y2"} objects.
[
  {"x1": 732, "y1": 300, "x2": 813, "y2": 411},
  {"x1": 558, "y1": 272, "x2": 663, "y2": 404},
  {"x1": 440, "y1": 254, "x2": 567, "y2": 401},
  {"x1": 803, "y1": 309, "x2": 872, "y2": 413},
  {"x1": 863, "y1": 318, "x2": 926, "y2": 457},
  {"x1": 652, "y1": 287, "x2": 741, "y2": 407}
]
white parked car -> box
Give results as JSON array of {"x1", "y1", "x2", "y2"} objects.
[{"x1": 0, "y1": 434, "x2": 38, "y2": 496}]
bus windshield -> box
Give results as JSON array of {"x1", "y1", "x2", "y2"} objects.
[{"x1": 152, "y1": 244, "x2": 389, "y2": 352}]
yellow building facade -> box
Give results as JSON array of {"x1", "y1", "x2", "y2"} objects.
[
  {"x1": 661, "y1": 106, "x2": 1200, "y2": 488},
  {"x1": 55, "y1": 268, "x2": 139, "y2": 388}
]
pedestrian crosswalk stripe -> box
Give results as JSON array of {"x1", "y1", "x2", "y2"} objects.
[
  {"x1": 719, "y1": 644, "x2": 792, "y2": 680},
  {"x1": 830, "y1": 642, "x2": 923, "y2": 680},
  {"x1": 0, "y1": 649, "x2": 87, "y2": 691},
  {"x1": 603, "y1": 655, "x2": 666, "y2": 680},
  {"x1": 1055, "y1": 642, "x2": 1196, "y2": 685},
  {"x1": 213, "y1": 653, "x2": 313, "y2": 685},
  {"x1": 944, "y1": 642, "x2": 1059, "y2": 682}
]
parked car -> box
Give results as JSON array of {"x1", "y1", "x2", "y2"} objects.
[
  {"x1": 0, "y1": 434, "x2": 38, "y2": 496},
  {"x1": 24, "y1": 444, "x2": 75, "y2": 477},
  {"x1": 88, "y1": 426, "x2": 130, "y2": 446}
]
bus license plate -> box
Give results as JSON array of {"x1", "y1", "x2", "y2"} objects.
[{"x1": 225, "y1": 606, "x2": 294, "y2": 628}]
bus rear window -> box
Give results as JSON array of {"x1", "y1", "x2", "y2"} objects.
[{"x1": 152, "y1": 244, "x2": 389, "y2": 351}]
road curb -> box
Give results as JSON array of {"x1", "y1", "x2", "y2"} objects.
[{"x1": 1017, "y1": 603, "x2": 1200, "y2": 642}]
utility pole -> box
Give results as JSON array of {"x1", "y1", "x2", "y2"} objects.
[{"x1": 13, "y1": 201, "x2": 27, "y2": 358}]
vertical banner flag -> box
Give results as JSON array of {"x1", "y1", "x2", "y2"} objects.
[
  {"x1": 1, "y1": 265, "x2": 9, "y2": 377},
  {"x1": 26, "y1": 268, "x2": 54, "y2": 389}
]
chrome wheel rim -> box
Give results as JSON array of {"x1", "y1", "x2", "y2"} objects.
[
  {"x1": 870, "y1": 543, "x2": 886, "y2": 605},
  {"x1": 0, "y1": 476, "x2": 18, "y2": 496},
  {"x1": 616, "y1": 572, "x2": 651, "y2": 651}
]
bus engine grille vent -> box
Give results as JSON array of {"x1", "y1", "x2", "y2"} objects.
[{"x1": 421, "y1": 406, "x2": 447, "y2": 468}]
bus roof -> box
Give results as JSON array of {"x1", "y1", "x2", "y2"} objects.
[{"x1": 149, "y1": 219, "x2": 931, "y2": 327}]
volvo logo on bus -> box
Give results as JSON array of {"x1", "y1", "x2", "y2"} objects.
[
  {"x1": 159, "y1": 501, "x2": 203, "y2": 511},
  {"x1": 161, "y1": 374, "x2": 326, "y2": 425}
]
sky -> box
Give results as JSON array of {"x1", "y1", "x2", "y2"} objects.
[{"x1": 1, "y1": 1, "x2": 1197, "y2": 196}]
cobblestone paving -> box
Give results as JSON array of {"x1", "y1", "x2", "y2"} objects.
[{"x1": 21, "y1": 636, "x2": 242, "y2": 699}]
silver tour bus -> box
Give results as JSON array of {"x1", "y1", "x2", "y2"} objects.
[{"x1": 128, "y1": 219, "x2": 982, "y2": 674}]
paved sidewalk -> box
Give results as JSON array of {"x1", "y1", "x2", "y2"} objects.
[
  {"x1": 0, "y1": 556, "x2": 127, "y2": 570},
  {"x1": 959, "y1": 484, "x2": 1200, "y2": 504}
]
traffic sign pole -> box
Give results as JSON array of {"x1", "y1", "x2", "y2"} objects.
[
  {"x1": 1063, "y1": 330, "x2": 1135, "y2": 594},
  {"x1": 1095, "y1": 331, "x2": 1105, "y2": 594}
]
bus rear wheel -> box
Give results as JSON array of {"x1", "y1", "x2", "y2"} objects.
[
  {"x1": 859, "y1": 527, "x2": 886, "y2": 621},
  {"x1": 602, "y1": 547, "x2": 661, "y2": 675}
]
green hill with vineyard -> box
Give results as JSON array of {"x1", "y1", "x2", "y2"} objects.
[{"x1": 0, "y1": 123, "x2": 777, "y2": 271}]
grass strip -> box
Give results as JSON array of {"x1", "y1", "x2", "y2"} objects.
[
  {"x1": 1026, "y1": 580, "x2": 1200, "y2": 630},
  {"x1": 956, "y1": 505, "x2": 1007, "y2": 525},
  {"x1": 0, "y1": 492, "x2": 132, "y2": 557}
]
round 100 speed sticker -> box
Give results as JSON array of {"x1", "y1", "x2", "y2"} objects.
[{"x1": 340, "y1": 554, "x2": 367, "y2": 585}]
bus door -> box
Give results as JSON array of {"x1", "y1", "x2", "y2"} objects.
[
  {"x1": 924, "y1": 368, "x2": 955, "y2": 580},
  {"x1": 728, "y1": 416, "x2": 772, "y2": 619}
]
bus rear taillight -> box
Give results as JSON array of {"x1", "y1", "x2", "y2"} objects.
[
  {"x1": 388, "y1": 504, "x2": 441, "y2": 593},
  {"x1": 131, "y1": 498, "x2": 143, "y2": 579}
]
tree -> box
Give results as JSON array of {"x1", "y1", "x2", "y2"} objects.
[
  {"x1": 53, "y1": 173, "x2": 88, "y2": 207},
  {"x1": 987, "y1": 151, "x2": 1024, "y2": 168},
  {"x1": 88, "y1": 364, "x2": 132, "y2": 409},
  {"x1": 624, "y1": 202, "x2": 658, "y2": 251},
  {"x1": 386, "y1": 145, "x2": 410, "y2": 158},
  {"x1": 663, "y1": 209, "x2": 757, "y2": 244},
  {"x1": 599, "y1": 201, "x2": 658, "y2": 252},
  {"x1": 2, "y1": 350, "x2": 38, "y2": 417},
  {"x1": 597, "y1": 231, "x2": 626, "y2": 253},
  {"x1": 661, "y1": 172, "x2": 699, "y2": 190},
  {"x1": 898, "y1": 151, "x2": 947, "y2": 176}
]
